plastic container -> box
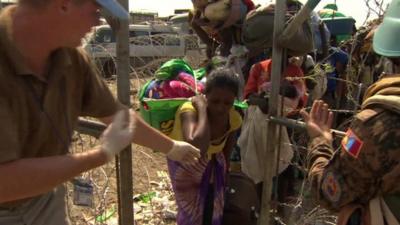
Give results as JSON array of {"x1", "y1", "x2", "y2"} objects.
[{"x1": 322, "y1": 16, "x2": 355, "y2": 35}]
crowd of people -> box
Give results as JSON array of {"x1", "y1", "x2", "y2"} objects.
[
  {"x1": 0, "y1": 0, "x2": 399, "y2": 225},
  {"x1": 174, "y1": 0, "x2": 400, "y2": 225}
]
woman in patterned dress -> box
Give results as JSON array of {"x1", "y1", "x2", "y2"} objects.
[{"x1": 168, "y1": 68, "x2": 242, "y2": 225}]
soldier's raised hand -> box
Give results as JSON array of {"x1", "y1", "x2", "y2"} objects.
[{"x1": 300, "y1": 100, "x2": 333, "y2": 142}]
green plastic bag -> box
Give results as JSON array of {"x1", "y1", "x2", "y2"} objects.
[
  {"x1": 140, "y1": 99, "x2": 246, "y2": 135},
  {"x1": 194, "y1": 67, "x2": 206, "y2": 80},
  {"x1": 138, "y1": 79, "x2": 153, "y2": 100},
  {"x1": 140, "y1": 98, "x2": 189, "y2": 135},
  {"x1": 234, "y1": 100, "x2": 248, "y2": 110},
  {"x1": 155, "y1": 59, "x2": 194, "y2": 80},
  {"x1": 139, "y1": 79, "x2": 189, "y2": 135},
  {"x1": 139, "y1": 79, "x2": 247, "y2": 135}
]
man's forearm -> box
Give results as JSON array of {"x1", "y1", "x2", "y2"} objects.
[
  {"x1": 131, "y1": 114, "x2": 174, "y2": 154},
  {"x1": 307, "y1": 136, "x2": 335, "y2": 205},
  {"x1": 307, "y1": 136, "x2": 348, "y2": 211},
  {"x1": 99, "y1": 109, "x2": 174, "y2": 154},
  {"x1": 307, "y1": 136, "x2": 334, "y2": 174},
  {"x1": 0, "y1": 146, "x2": 107, "y2": 203}
]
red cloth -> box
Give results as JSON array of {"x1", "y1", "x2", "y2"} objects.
[
  {"x1": 242, "y1": 0, "x2": 255, "y2": 11},
  {"x1": 244, "y1": 59, "x2": 307, "y2": 107}
]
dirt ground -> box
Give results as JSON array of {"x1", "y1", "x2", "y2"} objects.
[
  {"x1": 68, "y1": 132, "x2": 177, "y2": 225},
  {"x1": 67, "y1": 132, "x2": 336, "y2": 225}
]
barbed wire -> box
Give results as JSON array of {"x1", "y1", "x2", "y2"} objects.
[{"x1": 71, "y1": 2, "x2": 387, "y2": 224}]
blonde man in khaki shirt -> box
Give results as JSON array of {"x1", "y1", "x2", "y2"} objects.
[{"x1": 0, "y1": 0, "x2": 200, "y2": 224}]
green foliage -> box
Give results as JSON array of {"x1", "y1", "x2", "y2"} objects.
[
  {"x1": 95, "y1": 206, "x2": 116, "y2": 223},
  {"x1": 137, "y1": 191, "x2": 156, "y2": 203}
]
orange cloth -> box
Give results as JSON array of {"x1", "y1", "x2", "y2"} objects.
[
  {"x1": 243, "y1": 59, "x2": 307, "y2": 108},
  {"x1": 243, "y1": 0, "x2": 255, "y2": 10}
]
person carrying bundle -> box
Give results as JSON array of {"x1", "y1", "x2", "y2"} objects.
[
  {"x1": 189, "y1": 0, "x2": 255, "y2": 58},
  {"x1": 167, "y1": 68, "x2": 242, "y2": 225}
]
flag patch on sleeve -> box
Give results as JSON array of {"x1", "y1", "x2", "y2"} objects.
[{"x1": 341, "y1": 129, "x2": 364, "y2": 159}]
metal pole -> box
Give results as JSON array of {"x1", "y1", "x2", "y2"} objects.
[
  {"x1": 76, "y1": 119, "x2": 106, "y2": 138},
  {"x1": 267, "y1": 116, "x2": 346, "y2": 138},
  {"x1": 319, "y1": 21, "x2": 329, "y2": 58},
  {"x1": 116, "y1": 0, "x2": 134, "y2": 224},
  {"x1": 258, "y1": 0, "x2": 285, "y2": 224},
  {"x1": 278, "y1": 0, "x2": 322, "y2": 46},
  {"x1": 259, "y1": 1, "x2": 324, "y2": 223}
]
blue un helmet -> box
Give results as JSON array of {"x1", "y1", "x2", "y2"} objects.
[{"x1": 373, "y1": 0, "x2": 400, "y2": 57}]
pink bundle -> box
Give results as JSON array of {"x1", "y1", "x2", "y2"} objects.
[
  {"x1": 161, "y1": 72, "x2": 204, "y2": 98},
  {"x1": 144, "y1": 72, "x2": 204, "y2": 99}
]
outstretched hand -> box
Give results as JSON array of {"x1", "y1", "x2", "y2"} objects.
[{"x1": 300, "y1": 100, "x2": 333, "y2": 142}]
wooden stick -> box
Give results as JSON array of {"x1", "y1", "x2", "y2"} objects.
[
  {"x1": 258, "y1": 0, "x2": 286, "y2": 224},
  {"x1": 115, "y1": 1, "x2": 134, "y2": 224}
]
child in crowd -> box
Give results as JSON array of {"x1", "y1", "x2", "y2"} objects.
[
  {"x1": 240, "y1": 56, "x2": 307, "y2": 214},
  {"x1": 244, "y1": 57, "x2": 307, "y2": 113},
  {"x1": 167, "y1": 68, "x2": 242, "y2": 225}
]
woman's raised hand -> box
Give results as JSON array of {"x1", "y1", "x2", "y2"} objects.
[{"x1": 191, "y1": 94, "x2": 207, "y2": 111}]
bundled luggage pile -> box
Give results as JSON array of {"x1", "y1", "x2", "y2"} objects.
[{"x1": 139, "y1": 59, "x2": 206, "y2": 135}]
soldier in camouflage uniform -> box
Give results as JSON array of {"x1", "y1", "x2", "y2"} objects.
[{"x1": 300, "y1": 1, "x2": 400, "y2": 224}]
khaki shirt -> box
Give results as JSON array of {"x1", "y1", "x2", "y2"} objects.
[
  {"x1": 0, "y1": 6, "x2": 119, "y2": 164},
  {"x1": 307, "y1": 108, "x2": 400, "y2": 212}
]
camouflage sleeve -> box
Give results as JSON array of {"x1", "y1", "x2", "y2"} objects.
[
  {"x1": 306, "y1": 108, "x2": 400, "y2": 212},
  {"x1": 306, "y1": 136, "x2": 341, "y2": 211}
]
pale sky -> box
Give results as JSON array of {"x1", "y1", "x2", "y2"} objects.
[{"x1": 129, "y1": 0, "x2": 390, "y2": 27}]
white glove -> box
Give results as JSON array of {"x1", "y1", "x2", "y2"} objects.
[
  {"x1": 100, "y1": 110, "x2": 135, "y2": 161},
  {"x1": 166, "y1": 140, "x2": 201, "y2": 164}
]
